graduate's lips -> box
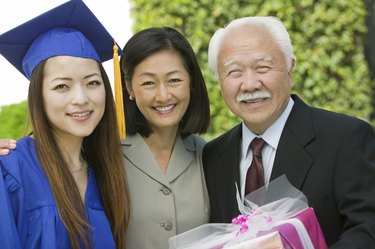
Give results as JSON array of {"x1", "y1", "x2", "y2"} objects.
[{"x1": 66, "y1": 111, "x2": 93, "y2": 121}]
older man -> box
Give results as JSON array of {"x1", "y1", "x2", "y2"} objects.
[{"x1": 203, "y1": 16, "x2": 375, "y2": 248}]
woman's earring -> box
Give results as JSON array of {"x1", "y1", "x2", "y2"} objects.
[{"x1": 129, "y1": 95, "x2": 134, "y2": 100}]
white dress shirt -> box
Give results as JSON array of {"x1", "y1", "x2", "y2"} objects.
[{"x1": 239, "y1": 97, "x2": 294, "y2": 200}]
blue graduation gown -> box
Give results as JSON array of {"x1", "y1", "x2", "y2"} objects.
[{"x1": 0, "y1": 136, "x2": 115, "y2": 249}]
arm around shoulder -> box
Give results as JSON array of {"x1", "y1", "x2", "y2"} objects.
[{"x1": 0, "y1": 139, "x2": 17, "y2": 156}]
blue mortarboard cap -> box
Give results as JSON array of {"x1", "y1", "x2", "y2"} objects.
[
  {"x1": 22, "y1": 27, "x2": 101, "y2": 79},
  {"x1": 0, "y1": 0, "x2": 123, "y2": 79}
]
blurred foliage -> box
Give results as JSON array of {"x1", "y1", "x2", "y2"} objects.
[
  {"x1": 0, "y1": 101, "x2": 30, "y2": 139},
  {"x1": 129, "y1": 0, "x2": 374, "y2": 140},
  {"x1": 1, "y1": 0, "x2": 373, "y2": 140}
]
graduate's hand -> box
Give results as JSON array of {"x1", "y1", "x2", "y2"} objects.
[{"x1": 0, "y1": 139, "x2": 16, "y2": 156}]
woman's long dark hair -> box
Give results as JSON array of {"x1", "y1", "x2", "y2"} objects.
[{"x1": 28, "y1": 60, "x2": 130, "y2": 249}]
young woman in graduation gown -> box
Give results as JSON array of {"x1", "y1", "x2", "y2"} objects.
[{"x1": 0, "y1": 1, "x2": 130, "y2": 248}]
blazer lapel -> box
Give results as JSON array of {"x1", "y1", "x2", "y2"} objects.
[
  {"x1": 271, "y1": 95, "x2": 314, "y2": 189},
  {"x1": 166, "y1": 135, "x2": 194, "y2": 182},
  {"x1": 123, "y1": 133, "x2": 170, "y2": 186},
  {"x1": 123, "y1": 133, "x2": 194, "y2": 186}
]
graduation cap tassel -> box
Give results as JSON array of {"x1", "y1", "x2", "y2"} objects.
[{"x1": 113, "y1": 42, "x2": 126, "y2": 140}]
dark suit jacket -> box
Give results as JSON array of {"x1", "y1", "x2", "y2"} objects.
[{"x1": 203, "y1": 95, "x2": 375, "y2": 248}]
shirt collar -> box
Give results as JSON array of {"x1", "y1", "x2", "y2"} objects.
[{"x1": 241, "y1": 97, "x2": 294, "y2": 157}]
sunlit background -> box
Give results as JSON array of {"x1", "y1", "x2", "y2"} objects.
[{"x1": 1, "y1": 0, "x2": 373, "y2": 139}]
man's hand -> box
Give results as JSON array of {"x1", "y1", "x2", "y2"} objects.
[{"x1": 0, "y1": 139, "x2": 17, "y2": 156}]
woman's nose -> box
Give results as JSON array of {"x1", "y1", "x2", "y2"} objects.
[
  {"x1": 71, "y1": 86, "x2": 89, "y2": 105},
  {"x1": 155, "y1": 84, "x2": 171, "y2": 102}
]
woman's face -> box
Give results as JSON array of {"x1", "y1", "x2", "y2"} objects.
[
  {"x1": 42, "y1": 56, "x2": 106, "y2": 140},
  {"x1": 128, "y1": 49, "x2": 191, "y2": 133}
]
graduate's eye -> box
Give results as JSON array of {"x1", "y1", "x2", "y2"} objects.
[
  {"x1": 87, "y1": 80, "x2": 102, "y2": 87},
  {"x1": 53, "y1": 84, "x2": 68, "y2": 90}
]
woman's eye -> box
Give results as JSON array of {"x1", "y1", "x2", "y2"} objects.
[
  {"x1": 141, "y1": 81, "x2": 155, "y2": 86},
  {"x1": 88, "y1": 80, "x2": 102, "y2": 86},
  {"x1": 169, "y1": 78, "x2": 181, "y2": 83},
  {"x1": 53, "y1": 84, "x2": 67, "y2": 90}
]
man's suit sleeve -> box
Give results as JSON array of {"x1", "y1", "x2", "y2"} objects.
[{"x1": 331, "y1": 121, "x2": 375, "y2": 248}]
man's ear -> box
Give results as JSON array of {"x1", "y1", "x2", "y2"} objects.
[{"x1": 288, "y1": 58, "x2": 296, "y2": 76}]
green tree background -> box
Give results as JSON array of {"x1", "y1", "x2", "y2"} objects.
[
  {"x1": 130, "y1": 0, "x2": 374, "y2": 140},
  {"x1": 0, "y1": 101, "x2": 30, "y2": 139},
  {"x1": 0, "y1": 0, "x2": 374, "y2": 140}
]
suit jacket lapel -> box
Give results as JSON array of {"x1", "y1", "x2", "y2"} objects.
[
  {"x1": 216, "y1": 124, "x2": 242, "y2": 185},
  {"x1": 271, "y1": 95, "x2": 314, "y2": 189},
  {"x1": 215, "y1": 124, "x2": 242, "y2": 218}
]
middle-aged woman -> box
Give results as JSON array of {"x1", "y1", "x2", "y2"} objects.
[{"x1": 120, "y1": 27, "x2": 211, "y2": 249}]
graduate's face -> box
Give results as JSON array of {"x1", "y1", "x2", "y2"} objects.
[
  {"x1": 42, "y1": 56, "x2": 105, "y2": 140},
  {"x1": 127, "y1": 49, "x2": 191, "y2": 133},
  {"x1": 217, "y1": 26, "x2": 294, "y2": 135}
]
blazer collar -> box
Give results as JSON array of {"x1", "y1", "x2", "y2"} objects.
[{"x1": 122, "y1": 133, "x2": 195, "y2": 186}]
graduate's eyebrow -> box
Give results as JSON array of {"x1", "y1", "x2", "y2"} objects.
[{"x1": 50, "y1": 73, "x2": 101, "y2": 82}]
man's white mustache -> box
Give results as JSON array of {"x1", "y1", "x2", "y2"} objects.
[{"x1": 236, "y1": 91, "x2": 272, "y2": 102}]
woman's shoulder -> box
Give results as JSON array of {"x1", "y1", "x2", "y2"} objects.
[
  {"x1": 0, "y1": 136, "x2": 38, "y2": 177},
  {"x1": 1, "y1": 137, "x2": 55, "y2": 207},
  {"x1": 182, "y1": 134, "x2": 206, "y2": 153},
  {"x1": 1, "y1": 136, "x2": 35, "y2": 159},
  {"x1": 184, "y1": 134, "x2": 206, "y2": 144}
]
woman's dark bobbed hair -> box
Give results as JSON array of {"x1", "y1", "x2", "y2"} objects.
[{"x1": 120, "y1": 27, "x2": 210, "y2": 138}]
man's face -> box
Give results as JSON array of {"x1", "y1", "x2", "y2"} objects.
[{"x1": 217, "y1": 26, "x2": 294, "y2": 134}]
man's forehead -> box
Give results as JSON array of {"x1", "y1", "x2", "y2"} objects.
[{"x1": 221, "y1": 54, "x2": 274, "y2": 67}]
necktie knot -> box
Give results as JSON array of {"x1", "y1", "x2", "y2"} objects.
[{"x1": 250, "y1": 137, "x2": 265, "y2": 157}]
